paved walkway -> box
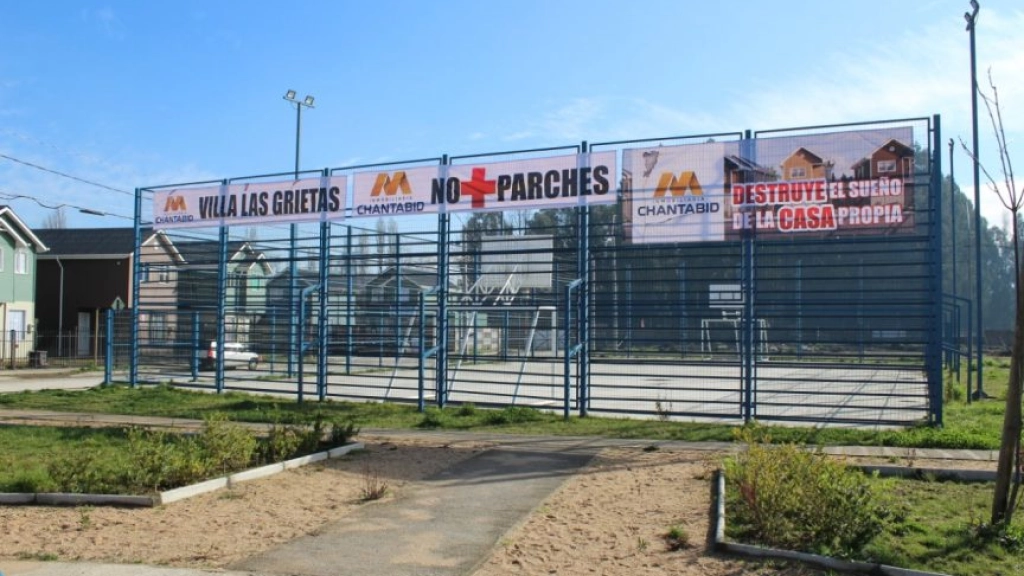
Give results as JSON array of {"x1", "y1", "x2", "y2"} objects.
[{"x1": 0, "y1": 409, "x2": 999, "y2": 576}]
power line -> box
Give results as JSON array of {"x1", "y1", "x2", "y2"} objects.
[
  {"x1": 0, "y1": 153, "x2": 134, "y2": 196},
  {"x1": 0, "y1": 189, "x2": 132, "y2": 220}
]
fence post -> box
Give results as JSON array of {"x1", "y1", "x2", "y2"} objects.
[
  {"x1": 418, "y1": 292, "x2": 426, "y2": 412},
  {"x1": 103, "y1": 309, "x2": 114, "y2": 385},
  {"x1": 9, "y1": 329, "x2": 15, "y2": 370},
  {"x1": 191, "y1": 311, "x2": 199, "y2": 382},
  {"x1": 317, "y1": 217, "x2": 330, "y2": 402}
]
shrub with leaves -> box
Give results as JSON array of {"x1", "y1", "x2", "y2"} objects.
[
  {"x1": 724, "y1": 427, "x2": 896, "y2": 558},
  {"x1": 197, "y1": 413, "x2": 258, "y2": 475},
  {"x1": 330, "y1": 418, "x2": 360, "y2": 446},
  {"x1": 122, "y1": 427, "x2": 182, "y2": 491},
  {"x1": 259, "y1": 422, "x2": 305, "y2": 463},
  {"x1": 47, "y1": 439, "x2": 124, "y2": 494}
]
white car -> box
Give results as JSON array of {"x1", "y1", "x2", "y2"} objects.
[{"x1": 201, "y1": 342, "x2": 260, "y2": 370}]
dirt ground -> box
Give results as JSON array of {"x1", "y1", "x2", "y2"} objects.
[{"x1": 0, "y1": 436, "x2": 995, "y2": 575}]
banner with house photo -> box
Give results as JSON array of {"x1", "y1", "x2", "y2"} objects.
[
  {"x1": 726, "y1": 127, "x2": 916, "y2": 241},
  {"x1": 623, "y1": 127, "x2": 916, "y2": 244}
]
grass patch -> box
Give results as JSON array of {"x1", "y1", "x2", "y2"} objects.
[
  {"x1": 726, "y1": 475, "x2": 1024, "y2": 576},
  {"x1": 0, "y1": 356, "x2": 1015, "y2": 450},
  {"x1": 724, "y1": 425, "x2": 1024, "y2": 575},
  {"x1": 0, "y1": 412, "x2": 358, "y2": 494},
  {"x1": 861, "y1": 478, "x2": 1024, "y2": 576}
]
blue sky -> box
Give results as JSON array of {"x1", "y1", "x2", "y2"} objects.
[{"x1": 1, "y1": 0, "x2": 1023, "y2": 230}]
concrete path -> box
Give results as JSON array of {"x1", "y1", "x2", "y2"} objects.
[{"x1": 233, "y1": 446, "x2": 594, "y2": 576}]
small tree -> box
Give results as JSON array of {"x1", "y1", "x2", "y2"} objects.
[
  {"x1": 40, "y1": 206, "x2": 68, "y2": 229},
  {"x1": 962, "y1": 70, "x2": 1024, "y2": 527}
]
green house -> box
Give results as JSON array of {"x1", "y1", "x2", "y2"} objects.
[{"x1": 0, "y1": 206, "x2": 49, "y2": 362}]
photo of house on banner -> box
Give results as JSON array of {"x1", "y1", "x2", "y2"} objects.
[
  {"x1": 622, "y1": 127, "x2": 916, "y2": 245},
  {"x1": 621, "y1": 141, "x2": 735, "y2": 245},
  {"x1": 725, "y1": 127, "x2": 916, "y2": 241}
]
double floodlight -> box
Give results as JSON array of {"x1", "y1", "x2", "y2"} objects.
[
  {"x1": 284, "y1": 89, "x2": 315, "y2": 108},
  {"x1": 964, "y1": 0, "x2": 979, "y2": 30}
]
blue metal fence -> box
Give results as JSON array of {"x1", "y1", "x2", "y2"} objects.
[{"x1": 123, "y1": 118, "x2": 944, "y2": 426}]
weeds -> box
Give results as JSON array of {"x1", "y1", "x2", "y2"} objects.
[
  {"x1": 654, "y1": 399, "x2": 672, "y2": 422},
  {"x1": 360, "y1": 462, "x2": 389, "y2": 501},
  {"x1": 637, "y1": 537, "x2": 649, "y2": 552},
  {"x1": 418, "y1": 407, "x2": 447, "y2": 428},
  {"x1": 664, "y1": 525, "x2": 690, "y2": 550},
  {"x1": 77, "y1": 506, "x2": 93, "y2": 530},
  {"x1": 484, "y1": 406, "x2": 542, "y2": 425}
]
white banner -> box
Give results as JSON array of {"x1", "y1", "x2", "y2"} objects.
[
  {"x1": 623, "y1": 143, "x2": 730, "y2": 244},
  {"x1": 351, "y1": 165, "x2": 440, "y2": 218},
  {"x1": 152, "y1": 176, "x2": 348, "y2": 229},
  {"x1": 350, "y1": 151, "x2": 617, "y2": 217}
]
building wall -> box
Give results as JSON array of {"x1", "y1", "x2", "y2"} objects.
[
  {"x1": 0, "y1": 234, "x2": 38, "y2": 304},
  {"x1": 36, "y1": 258, "x2": 129, "y2": 333}
]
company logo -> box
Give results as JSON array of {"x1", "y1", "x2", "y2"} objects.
[
  {"x1": 164, "y1": 195, "x2": 188, "y2": 212},
  {"x1": 370, "y1": 172, "x2": 413, "y2": 197},
  {"x1": 463, "y1": 167, "x2": 496, "y2": 208},
  {"x1": 654, "y1": 171, "x2": 703, "y2": 197}
]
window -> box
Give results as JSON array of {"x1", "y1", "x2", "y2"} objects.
[
  {"x1": 14, "y1": 249, "x2": 27, "y2": 274},
  {"x1": 144, "y1": 264, "x2": 171, "y2": 283},
  {"x1": 789, "y1": 167, "x2": 807, "y2": 179},
  {"x1": 150, "y1": 314, "x2": 167, "y2": 343},
  {"x1": 0, "y1": 247, "x2": 5, "y2": 272},
  {"x1": 877, "y1": 160, "x2": 897, "y2": 173}
]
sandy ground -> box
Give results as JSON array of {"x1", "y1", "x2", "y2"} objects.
[{"x1": 0, "y1": 436, "x2": 995, "y2": 576}]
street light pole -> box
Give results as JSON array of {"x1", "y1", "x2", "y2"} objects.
[
  {"x1": 965, "y1": 0, "x2": 984, "y2": 397},
  {"x1": 949, "y1": 138, "x2": 956, "y2": 306},
  {"x1": 284, "y1": 90, "x2": 315, "y2": 379}
]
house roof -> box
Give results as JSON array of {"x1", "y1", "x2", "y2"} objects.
[
  {"x1": 783, "y1": 147, "x2": 826, "y2": 165},
  {"x1": 34, "y1": 227, "x2": 144, "y2": 257},
  {"x1": 724, "y1": 155, "x2": 770, "y2": 174},
  {"x1": 873, "y1": 138, "x2": 914, "y2": 157},
  {"x1": 173, "y1": 239, "x2": 249, "y2": 265},
  {"x1": 0, "y1": 206, "x2": 49, "y2": 252},
  {"x1": 367, "y1": 265, "x2": 458, "y2": 289},
  {"x1": 174, "y1": 239, "x2": 273, "y2": 275},
  {"x1": 266, "y1": 268, "x2": 366, "y2": 294}
]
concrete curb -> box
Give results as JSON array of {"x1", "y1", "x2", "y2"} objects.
[
  {"x1": 159, "y1": 477, "x2": 229, "y2": 505},
  {"x1": 713, "y1": 470, "x2": 953, "y2": 576},
  {"x1": 860, "y1": 465, "x2": 996, "y2": 482},
  {"x1": 0, "y1": 492, "x2": 158, "y2": 507},
  {"x1": 0, "y1": 442, "x2": 365, "y2": 508}
]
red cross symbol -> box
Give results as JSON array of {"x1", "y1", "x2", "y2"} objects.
[{"x1": 463, "y1": 167, "x2": 496, "y2": 209}]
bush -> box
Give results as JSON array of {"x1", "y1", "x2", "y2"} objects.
[
  {"x1": 259, "y1": 422, "x2": 305, "y2": 463},
  {"x1": 122, "y1": 427, "x2": 185, "y2": 491},
  {"x1": 197, "y1": 413, "x2": 258, "y2": 475},
  {"x1": 7, "y1": 468, "x2": 55, "y2": 493},
  {"x1": 724, "y1": 428, "x2": 896, "y2": 558},
  {"x1": 47, "y1": 440, "x2": 124, "y2": 493},
  {"x1": 330, "y1": 419, "x2": 360, "y2": 445},
  {"x1": 418, "y1": 407, "x2": 447, "y2": 428}
]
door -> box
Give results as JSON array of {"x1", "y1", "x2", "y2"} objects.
[
  {"x1": 6, "y1": 310, "x2": 25, "y2": 359},
  {"x1": 77, "y1": 312, "x2": 91, "y2": 356}
]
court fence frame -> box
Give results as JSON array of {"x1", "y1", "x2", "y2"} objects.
[{"x1": 118, "y1": 116, "x2": 949, "y2": 427}]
